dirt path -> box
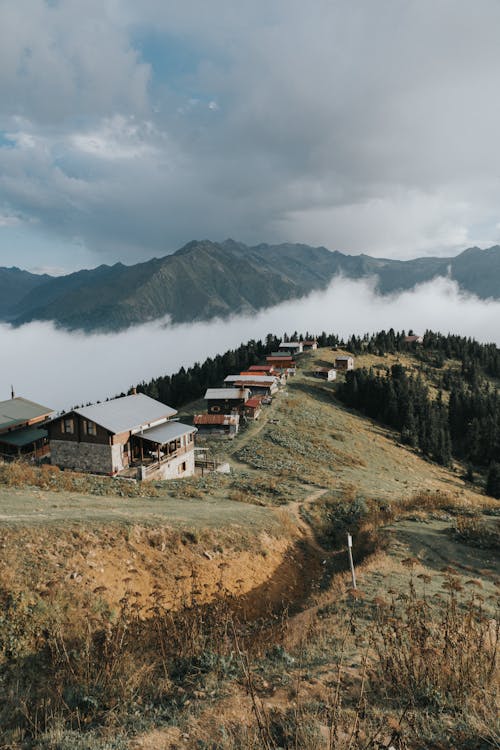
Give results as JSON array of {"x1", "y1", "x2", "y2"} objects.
[{"x1": 287, "y1": 487, "x2": 330, "y2": 557}]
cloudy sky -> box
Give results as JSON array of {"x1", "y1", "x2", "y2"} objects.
[{"x1": 1, "y1": 0, "x2": 500, "y2": 273}]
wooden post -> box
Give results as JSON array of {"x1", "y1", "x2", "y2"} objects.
[{"x1": 347, "y1": 533, "x2": 357, "y2": 589}]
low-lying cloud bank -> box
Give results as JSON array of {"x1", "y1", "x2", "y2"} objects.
[{"x1": 2, "y1": 275, "x2": 500, "y2": 411}]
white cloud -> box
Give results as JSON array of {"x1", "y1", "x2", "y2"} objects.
[{"x1": 1, "y1": 275, "x2": 500, "y2": 411}]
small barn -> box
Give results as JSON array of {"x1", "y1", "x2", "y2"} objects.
[
  {"x1": 266, "y1": 353, "x2": 296, "y2": 372},
  {"x1": 193, "y1": 414, "x2": 239, "y2": 438},
  {"x1": 244, "y1": 397, "x2": 262, "y2": 420},
  {"x1": 204, "y1": 388, "x2": 250, "y2": 415},
  {"x1": 335, "y1": 356, "x2": 355, "y2": 371},
  {"x1": 313, "y1": 367, "x2": 337, "y2": 381},
  {"x1": 0, "y1": 396, "x2": 55, "y2": 460},
  {"x1": 278, "y1": 341, "x2": 303, "y2": 355},
  {"x1": 404, "y1": 335, "x2": 424, "y2": 345},
  {"x1": 303, "y1": 340, "x2": 318, "y2": 351}
]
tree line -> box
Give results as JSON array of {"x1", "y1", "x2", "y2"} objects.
[{"x1": 129, "y1": 328, "x2": 500, "y2": 495}]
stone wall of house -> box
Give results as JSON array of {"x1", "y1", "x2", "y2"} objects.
[
  {"x1": 50, "y1": 440, "x2": 124, "y2": 474},
  {"x1": 146, "y1": 449, "x2": 195, "y2": 481}
]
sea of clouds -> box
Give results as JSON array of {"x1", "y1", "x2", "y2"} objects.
[{"x1": 2, "y1": 275, "x2": 500, "y2": 411}]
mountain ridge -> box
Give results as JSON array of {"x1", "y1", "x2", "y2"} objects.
[{"x1": 2, "y1": 241, "x2": 500, "y2": 332}]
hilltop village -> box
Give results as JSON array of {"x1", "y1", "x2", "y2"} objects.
[
  {"x1": 1, "y1": 329, "x2": 499, "y2": 750},
  {"x1": 0, "y1": 339, "x2": 355, "y2": 481}
]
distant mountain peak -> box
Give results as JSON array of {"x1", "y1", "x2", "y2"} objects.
[{"x1": 2, "y1": 241, "x2": 500, "y2": 332}]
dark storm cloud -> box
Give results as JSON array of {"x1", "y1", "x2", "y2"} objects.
[{"x1": 1, "y1": 0, "x2": 500, "y2": 265}]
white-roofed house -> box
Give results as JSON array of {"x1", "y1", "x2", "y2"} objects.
[
  {"x1": 47, "y1": 392, "x2": 197, "y2": 480},
  {"x1": 204, "y1": 388, "x2": 251, "y2": 415},
  {"x1": 278, "y1": 341, "x2": 303, "y2": 354}
]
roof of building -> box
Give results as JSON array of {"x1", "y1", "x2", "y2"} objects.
[
  {"x1": 303, "y1": 340, "x2": 317, "y2": 345},
  {"x1": 404, "y1": 335, "x2": 423, "y2": 342},
  {"x1": 0, "y1": 397, "x2": 54, "y2": 433},
  {"x1": 314, "y1": 367, "x2": 335, "y2": 373},
  {"x1": 224, "y1": 375, "x2": 277, "y2": 384},
  {"x1": 245, "y1": 397, "x2": 262, "y2": 408},
  {"x1": 247, "y1": 365, "x2": 274, "y2": 372},
  {"x1": 140, "y1": 421, "x2": 196, "y2": 445},
  {"x1": 204, "y1": 388, "x2": 251, "y2": 400},
  {"x1": 335, "y1": 355, "x2": 353, "y2": 361},
  {"x1": 279, "y1": 341, "x2": 302, "y2": 348},
  {"x1": 0, "y1": 426, "x2": 48, "y2": 447},
  {"x1": 267, "y1": 353, "x2": 294, "y2": 360},
  {"x1": 69, "y1": 394, "x2": 177, "y2": 435},
  {"x1": 193, "y1": 414, "x2": 240, "y2": 426}
]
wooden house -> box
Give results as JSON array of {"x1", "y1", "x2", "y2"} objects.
[
  {"x1": 266, "y1": 353, "x2": 296, "y2": 372},
  {"x1": 335, "y1": 356, "x2": 354, "y2": 371},
  {"x1": 313, "y1": 367, "x2": 337, "y2": 381},
  {"x1": 245, "y1": 365, "x2": 286, "y2": 384},
  {"x1": 302, "y1": 340, "x2": 318, "y2": 351},
  {"x1": 193, "y1": 414, "x2": 239, "y2": 438},
  {"x1": 47, "y1": 393, "x2": 196, "y2": 480},
  {"x1": 247, "y1": 365, "x2": 276, "y2": 374},
  {"x1": 404, "y1": 335, "x2": 424, "y2": 345},
  {"x1": 223, "y1": 374, "x2": 279, "y2": 396},
  {"x1": 204, "y1": 388, "x2": 250, "y2": 415},
  {"x1": 278, "y1": 341, "x2": 303, "y2": 355},
  {"x1": 244, "y1": 397, "x2": 262, "y2": 420},
  {"x1": 0, "y1": 396, "x2": 55, "y2": 460}
]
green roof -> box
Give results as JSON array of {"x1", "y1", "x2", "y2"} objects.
[
  {"x1": 0, "y1": 426, "x2": 48, "y2": 447},
  {"x1": 0, "y1": 397, "x2": 54, "y2": 432}
]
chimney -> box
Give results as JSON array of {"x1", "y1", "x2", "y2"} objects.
[
  {"x1": 10, "y1": 385, "x2": 15, "y2": 399},
  {"x1": 131, "y1": 387, "x2": 137, "y2": 395}
]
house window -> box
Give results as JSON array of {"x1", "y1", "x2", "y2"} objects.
[
  {"x1": 211, "y1": 405, "x2": 221, "y2": 413},
  {"x1": 178, "y1": 461, "x2": 187, "y2": 474},
  {"x1": 62, "y1": 418, "x2": 74, "y2": 434},
  {"x1": 85, "y1": 420, "x2": 97, "y2": 436}
]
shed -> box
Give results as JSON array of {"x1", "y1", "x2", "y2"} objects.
[
  {"x1": 194, "y1": 414, "x2": 240, "y2": 438},
  {"x1": 313, "y1": 367, "x2": 337, "y2": 381},
  {"x1": 334, "y1": 356, "x2": 354, "y2": 371}
]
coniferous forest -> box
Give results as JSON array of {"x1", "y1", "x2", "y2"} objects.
[{"x1": 131, "y1": 329, "x2": 500, "y2": 495}]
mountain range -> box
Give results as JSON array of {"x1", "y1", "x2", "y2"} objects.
[{"x1": 2, "y1": 240, "x2": 500, "y2": 332}]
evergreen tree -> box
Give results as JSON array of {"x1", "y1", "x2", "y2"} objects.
[{"x1": 486, "y1": 462, "x2": 500, "y2": 498}]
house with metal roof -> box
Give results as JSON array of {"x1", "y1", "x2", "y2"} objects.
[
  {"x1": 302, "y1": 339, "x2": 318, "y2": 351},
  {"x1": 244, "y1": 396, "x2": 263, "y2": 420},
  {"x1": 193, "y1": 413, "x2": 240, "y2": 438},
  {"x1": 47, "y1": 393, "x2": 196, "y2": 480},
  {"x1": 313, "y1": 367, "x2": 337, "y2": 381},
  {"x1": 0, "y1": 396, "x2": 55, "y2": 460},
  {"x1": 278, "y1": 341, "x2": 304, "y2": 354},
  {"x1": 204, "y1": 387, "x2": 250, "y2": 415},
  {"x1": 223, "y1": 374, "x2": 279, "y2": 395},
  {"x1": 334, "y1": 355, "x2": 355, "y2": 371}
]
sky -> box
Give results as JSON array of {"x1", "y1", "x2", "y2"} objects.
[
  {"x1": 1, "y1": 1, "x2": 500, "y2": 273},
  {"x1": 2, "y1": 275, "x2": 500, "y2": 411}
]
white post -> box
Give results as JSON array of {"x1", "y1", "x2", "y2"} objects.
[{"x1": 347, "y1": 533, "x2": 357, "y2": 589}]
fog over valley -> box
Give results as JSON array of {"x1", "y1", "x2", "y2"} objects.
[{"x1": 2, "y1": 275, "x2": 500, "y2": 411}]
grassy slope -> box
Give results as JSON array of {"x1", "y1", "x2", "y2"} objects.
[{"x1": 1, "y1": 348, "x2": 498, "y2": 749}]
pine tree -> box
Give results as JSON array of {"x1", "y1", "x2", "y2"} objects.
[{"x1": 486, "y1": 462, "x2": 500, "y2": 498}]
